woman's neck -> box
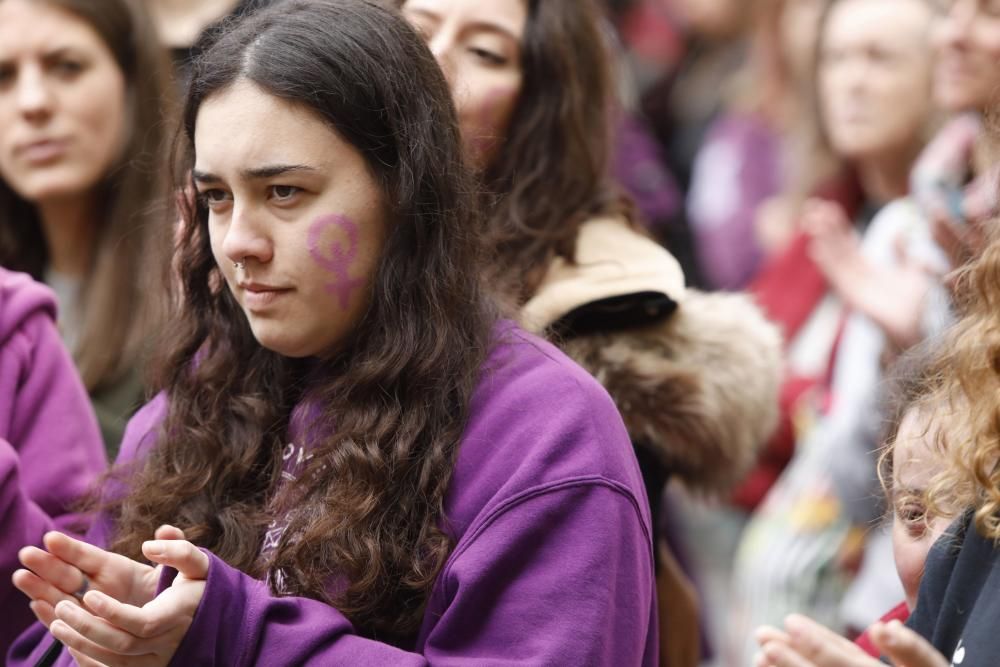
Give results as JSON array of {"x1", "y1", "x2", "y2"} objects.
[
  {"x1": 38, "y1": 196, "x2": 98, "y2": 278},
  {"x1": 148, "y1": 0, "x2": 240, "y2": 48},
  {"x1": 855, "y1": 147, "x2": 916, "y2": 204}
]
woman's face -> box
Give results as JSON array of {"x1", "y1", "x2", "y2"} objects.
[
  {"x1": 931, "y1": 0, "x2": 1000, "y2": 112},
  {"x1": 0, "y1": 0, "x2": 127, "y2": 204},
  {"x1": 818, "y1": 0, "x2": 934, "y2": 161},
  {"x1": 195, "y1": 80, "x2": 387, "y2": 359},
  {"x1": 890, "y1": 408, "x2": 954, "y2": 610},
  {"x1": 402, "y1": 0, "x2": 525, "y2": 170}
]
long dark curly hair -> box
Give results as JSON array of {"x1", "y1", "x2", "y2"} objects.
[{"x1": 107, "y1": 0, "x2": 497, "y2": 643}]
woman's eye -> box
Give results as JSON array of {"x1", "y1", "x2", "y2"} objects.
[
  {"x1": 469, "y1": 47, "x2": 507, "y2": 66},
  {"x1": 269, "y1": 185, "x2": 301, "y2": 201},
  {"x1": 197, "y1": 189, "x2": 232, "y2": 209},
  {"x1": 896, "y1": 502, "x2": 928, "y2": 536},
  {"x1": 53, "y1": 59, "x2": 85, "y2": 78},
  {"x1": 0, "y1": 64, "x2": 14, "y2": 86}
]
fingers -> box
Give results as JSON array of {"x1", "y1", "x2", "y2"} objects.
[
  {"x1": 29, "y1": 600, "x2": 58, "y2": 628},
  {"x1": 153, "y1": 525, "x2": 186, "y2": 541},
  {"x1": 756, "y1": 625, "x2": 792, "y2": 646},
  {"x1": 783, "y1": 614, "x2": 864, "y2": 664},
  {"x1": 12, "y1": 566, "x2": 82, "y2": 611},
  {"x1": 759, "y1": 639, "x2": 816, "y2": 667},
  {"x1": 43, "y1": 532, "x2": 114, "y2": 577},
  {"x1": 142, "y1": 540, "x2": 209, "y2": 580},
  {"x1": 871, "y1": 620, "x2": 949, "y2": 667},
  {"x1": 81, "y1": 590, "x2": 176, "y2": 640},
  {"x1": 67, "y1": 647, "x2": 111, "y2": 667},
  {"x1": 18, "y1": 546, "x2": 87, "y2": 595},
  {"x1": 802, "y1": 199, "x2": 849, "y2": 237},
  {"x1": 50, "y1": 616, "x2": 142, "y2": 667},
  {"x1": 55, "y1": 599, "x2": 177, "y2": 660},
  {"x1": 754, "y1": 650, "x2": 775, "y2": 667}
]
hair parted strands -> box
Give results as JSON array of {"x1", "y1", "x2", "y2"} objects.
[
  {"x1": 106, "y1": 0, "x2": 496, "y2": 643},
  {"x1": 0, "y1": 0, "x2": 174, "y2": 392}
]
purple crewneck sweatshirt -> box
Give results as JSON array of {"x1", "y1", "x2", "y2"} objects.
[
  {"x1": 0, "y1": 268, "x2": 106, "y2": 655},
  {"x1": 10, "y1": 324, "x2": 658, "y2": 666}
]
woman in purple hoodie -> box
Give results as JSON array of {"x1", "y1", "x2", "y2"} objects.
[
  {"x1": 0, "y1": 268, "x2": 105, "y2": 655},
  {"x1": 9, "y1": 1, "x2": 657, "y2": 665}
]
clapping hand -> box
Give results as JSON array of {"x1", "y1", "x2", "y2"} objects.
[
  {"x1": 755, "y1": 614, "x2": 948, "y2": 667},
  {"x1": 47, "y1": 538, "x2": 209, "y2": 667},
  {"x1": 13, "y1": 525, "x2": 187, "y2": 629}
]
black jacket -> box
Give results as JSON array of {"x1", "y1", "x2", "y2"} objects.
[{"x1": 907, "y1": 511, "x2": 998, "y2": 667}]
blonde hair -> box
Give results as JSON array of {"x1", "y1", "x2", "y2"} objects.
[{"x1": 922, "y1": 230, "x2": 1000, "y2": 540}]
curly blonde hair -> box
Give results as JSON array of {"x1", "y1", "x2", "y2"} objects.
[{"x1": 923, "y1": 229, "x2": 1000, "y2": 541}]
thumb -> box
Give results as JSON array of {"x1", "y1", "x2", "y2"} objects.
[
  {"x1": 872, "y1": 620, "x2": 949, "y2": 667},
  {"x1": 142, "y1": 540, "x2": 210, "y2": 580},
  {"x1": 154, "y1": 524, "x2": 187, "y2": 541}
]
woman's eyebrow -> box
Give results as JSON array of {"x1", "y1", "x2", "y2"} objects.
[
  {"x1": 241, "y1": 164, "x2": 319, "y2": 180},
  {"x1": 191, "y1": 164, "x2": 318, "y2": 183}
]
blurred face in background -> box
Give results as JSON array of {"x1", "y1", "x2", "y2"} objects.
[
  {"x1": 931, "y1": 0, "x2": 1000, "y2": 112},
  {"x1": 818, "y1": 0, "x2": 934, "y2": 160},
  {"x1": 402, "y1": 0, "x2": 526, "y2": 170},
  {"x1": 670, "y1": 0, "x2": 748, "y2": 40},
  {"x1": 0, "y1": 0, "x2": 127, "y2": 204}
]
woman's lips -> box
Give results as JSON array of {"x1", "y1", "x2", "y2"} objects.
[
  {"x1": 18, "y1": 139, "x2": 68, "y2": 165},
  {"x1": 240, "y1": 283, "x2": 293, "y2": 310}
]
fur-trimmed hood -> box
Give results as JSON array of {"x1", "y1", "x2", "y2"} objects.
[{"x1": 522, "y1": 219, "x2": 783, "y2": 494}]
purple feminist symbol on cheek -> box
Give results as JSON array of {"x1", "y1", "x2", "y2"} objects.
[{"x1": 306, "y1": 214, "x2": 366, "y2": 309}]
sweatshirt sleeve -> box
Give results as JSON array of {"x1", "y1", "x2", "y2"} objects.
[
  {"x1": 168, "y1": 479, "x2": 655, "y2": 666},
  {"x1": 0, "y1": 438, "x2": 66, "y2": 655},
  {"x1": 5, "y1": 395, "x2": 167, "y2": 667},
  {"x1": 0, "y1": 306, "x2": 107, "y2": 655}
]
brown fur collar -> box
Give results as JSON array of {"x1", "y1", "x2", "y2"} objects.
[{"x1": 556, "y1": 290, "x2": 783, "y2": 495}]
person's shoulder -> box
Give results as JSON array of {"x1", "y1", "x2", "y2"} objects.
[
  {"x1": 521, "y1": 216, "x2": 685, "y2": 333},
  {"x1": 0, "y1": 268, "x2": 56, "y2": 346},
  {"x1": 444, "y1": 322, "x2": 648, "y2": 538},
  {"x1": 455, "y1": 323, "x2": 643, "y2": 507},
  {"x1": 478, "y1": 322, "x2": 624, "y2": 426},
  {"x1": 114, "y1": 392, "x2": 170, "y2": 466}
]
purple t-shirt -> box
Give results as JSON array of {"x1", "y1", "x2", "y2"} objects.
[{"x1": 10, "y1": 323, "x2": 657, "y2": 666}]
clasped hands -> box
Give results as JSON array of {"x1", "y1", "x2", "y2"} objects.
[
  {"x1": 12, "y1": 526, "x2": 208, "y2": 667},
  {"x1": 755, "y1": 614, "x2": 948, "y2": 667}
]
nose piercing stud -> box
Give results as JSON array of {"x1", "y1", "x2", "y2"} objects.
[{"x1": 234, "y1": 260, "x2": 245, "y2": 270}]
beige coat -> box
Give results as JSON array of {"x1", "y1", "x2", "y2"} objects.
[{"x1": 522, "y1": 217, "x2": 783, "y2": 494}]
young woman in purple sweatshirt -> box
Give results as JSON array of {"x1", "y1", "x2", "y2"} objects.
[{"x1": 8, "y1": 1, "x2": 657, "y2": 664}]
